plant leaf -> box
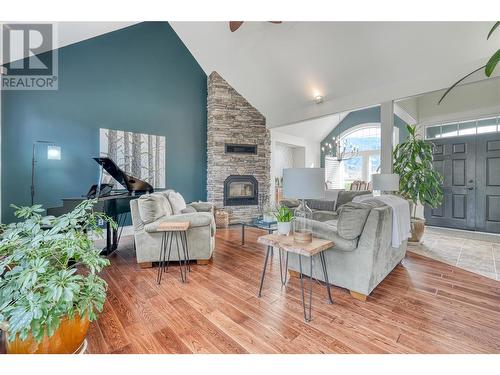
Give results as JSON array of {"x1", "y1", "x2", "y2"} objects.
[
  {"x1": 487, "y1": 21, "x2": 500, "y2": 40},
  {"x1": 438, "y1": 65, "x2": 486, "y2": 104},
  {"x1": 485, "y1": 49, "x2": 500, "y2": 77}
]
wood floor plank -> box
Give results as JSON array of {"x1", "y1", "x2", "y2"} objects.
[
  {"x1": 170, "y1": 298, "x2": 248, "y2": 354},
  {"x1": 85, "y1": 228, "x2": 500, "y2": 354}
]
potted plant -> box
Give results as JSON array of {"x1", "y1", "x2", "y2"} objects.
[
  {"x1": 274, "y1": 205, "x2": 293, "y2": 236},
  {"x1": 393, "y1": 125, "x2": 444, "y2": 242},
  {"x1": 0, "y1": 199, "x2": 115, "y2": 353}
]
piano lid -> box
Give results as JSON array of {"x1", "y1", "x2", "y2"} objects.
[{"x1": 93, "y1": 157, "x2": 154, "y2": 193}]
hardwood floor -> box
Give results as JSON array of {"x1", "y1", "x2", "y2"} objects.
[{"x1": 86, "y1": 227, "x2": 500, "y2": 354}]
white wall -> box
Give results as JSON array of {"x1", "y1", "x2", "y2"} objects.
[
  {"x1": 274, "y1": 142, "x2": 296, "y2": 178},
  {"x1": 395, "y1": 97, "x2": 418, "y2": 124},
  {"x1": 270, "y1": 130, "x2": 320, "y2": 204},
  {"x1": 413, "y1": 77, "x2": 500, "y2": 127}
]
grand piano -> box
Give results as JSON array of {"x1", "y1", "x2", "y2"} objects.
[{"x1": 47, "y1": 157, "x2": 154, "y2": 255}]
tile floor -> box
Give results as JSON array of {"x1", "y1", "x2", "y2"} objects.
[{"x1": 408, "y1": 227, "x2": 500, "y2": 281}]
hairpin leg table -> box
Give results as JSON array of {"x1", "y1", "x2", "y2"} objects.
[
  {"x1": 257, "y1": 233, "x2": 334, "y2": 322},
  {"x1": 156, "y1": 221, "x2": 191, "y2": 285}
]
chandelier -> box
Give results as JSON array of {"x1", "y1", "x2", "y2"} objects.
[{"x1": 322, "y1": 136, "x2": 359, "y2": 162}]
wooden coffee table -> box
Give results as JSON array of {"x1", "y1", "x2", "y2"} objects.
[{"x1": 257, "y1": 233, "x2": 334, "y2": 322}]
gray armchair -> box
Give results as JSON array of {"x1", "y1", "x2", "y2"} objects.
[
  {"x1": 130, "y1": 190, "x2": 215, "y2": 267},
  {"x1": 287, "y1": 201, "x2": 407, "y2": 301}
]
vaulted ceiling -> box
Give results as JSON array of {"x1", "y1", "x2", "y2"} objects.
[
  {"x1": 0, "y1": 22, "x2": 137, "y2": 65},
  {"x1": 170, "y1": 21, "x2": 499, "y2": 128}
]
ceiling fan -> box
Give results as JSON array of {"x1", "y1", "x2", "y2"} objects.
[{"x1": 229, "y1": 21, "x2": 282, "y2": 32}]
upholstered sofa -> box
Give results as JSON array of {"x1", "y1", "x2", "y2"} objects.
[
  {"x1": 287, "y1": 200, "x2": 407, "y2": 301},
  {"x1": 130, "y1": 190, "x2": 216, "y2": 267},
  {"x1": 281, "y1": 190, "x2": 371, "y2": 222}
]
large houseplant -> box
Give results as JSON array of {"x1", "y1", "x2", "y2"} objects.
[
  {"x1": 393, "y1": 125, "x2": 444, "y2": 242},
  {"x1": 0, "y1": 199, "x2": 114, "y2": 353}
]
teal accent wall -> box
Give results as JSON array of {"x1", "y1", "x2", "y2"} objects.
[
  {"x1": 320, "y1": 106, "x2": 409, "y2": 167},
  {"x1": 1, "y1": 22, "x2": 207, "y2": 223}
]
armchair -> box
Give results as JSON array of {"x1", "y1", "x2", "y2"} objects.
[{"x1": 130, "y1": 190, "x2": 216, "y2": 268}]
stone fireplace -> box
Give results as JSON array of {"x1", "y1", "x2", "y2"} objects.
[
  {"x1": 207, "y1": 72, "x2": 270, "y2": 223},
  {"x1": 224, "y1": 175, "x2": 259, "y2": 206}
]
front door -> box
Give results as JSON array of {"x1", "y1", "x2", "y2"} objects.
[
  {"x1": 475, "y1": 133, "x2": 500, "y2": 233},
  {"x1": 425, "y1": 136, "x2": 476, "y2": 230},
  {"x1": 425, "y1": 133, "x2": 500, "y2": 233}
]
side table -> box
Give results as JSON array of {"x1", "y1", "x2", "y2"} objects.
[
  {"x1": 257, "y1": 233, "x2": 334, "y2": 322},
  {"x1": 156, "y1": 221, "x2": 191, "y2": 284}
]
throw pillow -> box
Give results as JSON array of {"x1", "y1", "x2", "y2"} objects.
[
  {"x1": 137, "y1": 193, "x2": 168, "y2": 224},
  {"x1": 160, "y1": 195, "x2": 173, "y2": 216},
  {"x1": 181, "y1": 206, "x2": 197, "y2": 214},
  {"x1": 336, "y1": 190, "x2": 371, "y2": 210},
  {"x1": 306, "y1": 199, "x2": 336, "y2": 211},
  {"x1": 336, "y1": 202, "x2": 372, "y2": 240},
  {"x1": 168, "y1": 191, "x2": 187, "y2": 214}
]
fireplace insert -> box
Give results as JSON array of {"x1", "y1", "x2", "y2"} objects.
[{"x1": 224, "y1": 175, "x2": 258, "y2": 206}]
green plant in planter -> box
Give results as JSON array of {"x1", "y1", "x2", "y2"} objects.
[
  {"x1": 393, "y1": 125, "x2": 444, "y2": 219},
  {"x1": 274, "y1": 205, "x2": 293, "y2": 222},
  {"x1": 0, "y1": 199, "x2": 115, "y2": 343}
]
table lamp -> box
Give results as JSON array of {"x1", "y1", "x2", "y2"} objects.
[
  {"x1": 283, "y1": 168, "x2": 325, "y2": 243},
  {"x1": 372, "y1": 173, "x2": 400, "y2": 196},
  {"x1": 31, "y1": 140, "x2": 61, "y2": 205}
]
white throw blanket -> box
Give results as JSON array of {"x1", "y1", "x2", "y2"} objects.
[{"x1": 352, "y1": 194, "x2": 411, "y2": 247}]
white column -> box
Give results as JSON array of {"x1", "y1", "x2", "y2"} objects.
[{"x1": 380, "y1": 101, "x2": 394, "y2": 174}]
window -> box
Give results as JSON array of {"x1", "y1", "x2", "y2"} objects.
[
  {"x1": 477, "y1": 117, "x2": 497, "y2": 134},
  {"x1": 325, "y1": 125, "x2": 381, "y2": 189},
  {"x1": 425, "y1": 115, "x2": 500, "y2": 139}
]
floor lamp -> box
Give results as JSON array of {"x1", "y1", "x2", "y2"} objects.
[{"x1": 31, "y1": 140, "x2": 61, "y2": 206}]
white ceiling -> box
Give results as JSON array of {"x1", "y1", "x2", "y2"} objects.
[
  {"x1": 1, "y1": 22, "x2": 137, "y2": 64},
  {"x1": 170, "y1": 21, "x2": 500, "y2": 128},
  {"x1": 271, "y1": 111, "x2": 349, "y2": 141}
]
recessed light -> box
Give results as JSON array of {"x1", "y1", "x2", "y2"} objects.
[{"x1": 314, "y1": 95, "x2": 324, "y2": 104}]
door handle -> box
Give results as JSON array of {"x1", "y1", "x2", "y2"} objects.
[{"x1": 467, "y1": 179, "x2": 474, "y2": 190}]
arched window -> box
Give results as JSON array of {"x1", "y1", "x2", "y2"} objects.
[{"x1": 325, "y1": 124, "x2": 381, "y2": 189}]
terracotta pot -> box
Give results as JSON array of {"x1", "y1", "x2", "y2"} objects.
[
  {"x1": 6, "y1": 314, "x2": 89, "y2": 354},
  {"x1": 409, "y1": 218, "x2": 425, "y2": 243}
]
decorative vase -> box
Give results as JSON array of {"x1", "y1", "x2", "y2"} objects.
[
  {"x1": 293, "y1": 199, "x2": 313, "y2": 243},
  {"x1": 277, "y1": 222, "x2": 291, "y2": 236},
  {"x1": 263, "y1": 212, "x2": 275, "y2": 223},
  {"x1": 409, "y1": 218, "x2": 425, "y2": 243},
  {"x1": 6, "y1": 314, "x2": 90, "y2": 354}
]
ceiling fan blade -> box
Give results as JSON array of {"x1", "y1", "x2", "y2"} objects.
[{"x1": 229, "y1": 21, "x2": 244, "y2": 32}]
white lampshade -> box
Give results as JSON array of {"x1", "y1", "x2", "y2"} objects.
[
  {"x1": 47, "y1": 145, "x2": 61, "y2": 160},
  {"x1": 372, "y1": 173, "x2": 400, "y2": 191},
  {"x1": 283, "y1": 168, "x2": 325, "y2": 199}
]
